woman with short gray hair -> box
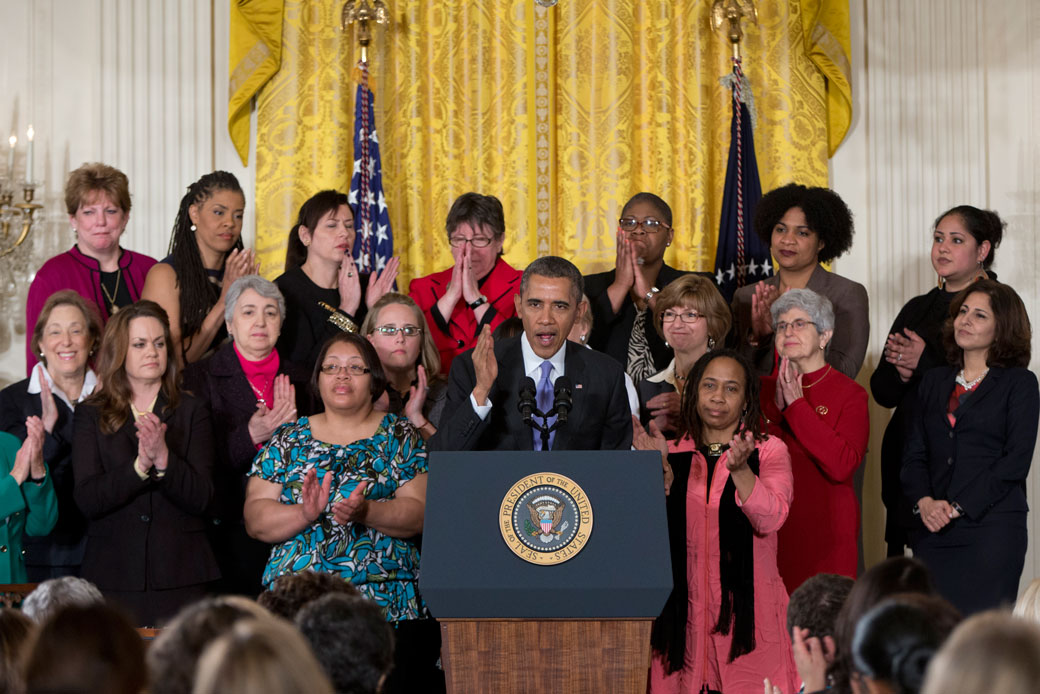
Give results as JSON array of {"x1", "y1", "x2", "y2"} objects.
[
  {"x1": 185, "y1": 275, "x2": 313, "y2": 597},
  {"x1": 762, "y1": 287, "x2": 869, "y2": 593}
]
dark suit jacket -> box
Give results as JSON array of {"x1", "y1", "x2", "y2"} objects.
[
  {"x1": 430, "y1": 336, "x2": 633, "y2": 451},
  {"x1": 73, "y1": 393, "x2": 220, "y2": 592},
  {"x1": 184, "y1": 343, "x2": 313, "y2": 521},
  {"x1": 583, "y1": 263, "x2": 698, "y2": 371},
  {"x1": 901, "y1": 366, "x2": 1040, "y2": 522}
]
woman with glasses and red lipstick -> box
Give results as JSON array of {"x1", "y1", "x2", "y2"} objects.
[
  {"x1": 408, "y1": 192, "x2": 522, "y2": 374},
  {"x1": 585, "y1": 193, "x2": 700, "y2": 383},
  {"x1": 761, "y1": 288, "x2": 869, "y2": 594},
  {"x1": 733, "y1": 183, "x2": 869, "y2": 379},
  {"x1": 244, "y1": 331, "x2": 438, "y2": 693}
]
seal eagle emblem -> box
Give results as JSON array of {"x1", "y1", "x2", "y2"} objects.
[{"x1": 499, "y1": 473, "x2": 593, "y2": 565}]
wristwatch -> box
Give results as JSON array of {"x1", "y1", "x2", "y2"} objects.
[{"x1": 468, "y1": 295, "x2": 488, "y2": 309}]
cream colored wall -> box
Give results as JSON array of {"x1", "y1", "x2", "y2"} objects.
[
  {"x1": 832, "y1": 0, "x2": 1040, "y2": 586},
  {"x1": 2, "y1": 0, "x2": 1039, "y2": 586}
]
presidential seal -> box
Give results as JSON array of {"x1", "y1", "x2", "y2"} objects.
[{"x1": 499, "y1": 472, "x2": 593, "y2": 565}]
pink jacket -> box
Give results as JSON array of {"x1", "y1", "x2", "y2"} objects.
[{"x1": 650, "y1": 435, "x2": 799, "y2": 694}]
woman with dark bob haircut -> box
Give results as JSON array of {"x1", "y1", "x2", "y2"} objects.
[
  {"x1": 732, "y1": 183, "x2": 869, "y2": 378},
  {"x1": 871, "y1": 205, "x2": 1005, "y2": 556},
  {"x1": 244, "y1": 331, "x2": 439, "y2": 693},
  {"x1": 902, "y1": 280, "x2": 1037, "y2": 616}
]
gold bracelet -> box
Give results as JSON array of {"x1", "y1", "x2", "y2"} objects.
[{"x1": 320, "y1": 302, "x2": 358, "y2": 333}]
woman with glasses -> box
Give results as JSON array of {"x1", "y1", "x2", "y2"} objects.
[
  {"x1": 585, "y1": 193, "x2": 701, "y2": 383},
  {"x1": 408, "y1": 192, "x2": 522, "y2": 373},
  {"x1": 761, "y1": 288, "x2": 869, "y2": 593},
  {"x1": 184, "y1": 275, "x2": 312, "y2": 597},
  {"x1": 638, "y1": 274, "x2": 731, "y2": 436},
  {"x1": 275, "y1": 190, "x2": 400, "y2": 371},
  {"x1": 732, "y1": 183, "x2": 869, "y2": 379},
  {"x1": 361, "y1": 293, "x2": 447, "y2": 441},
  {"x1": 243, "y1": 332, "x2": 438, "y2": 693}
]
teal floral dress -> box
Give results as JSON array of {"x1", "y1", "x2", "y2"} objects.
[{"x1": 249, "y1": 412, "x2": 428, "y2": 622}]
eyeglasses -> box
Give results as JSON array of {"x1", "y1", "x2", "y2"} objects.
[
  {"x1": 661, "y1": 310, "x2": 704, "y2": 324},
  {"x1": 374, "y1": 325, "x2": 422, "y2": 338},
  {"x1": 319, "y1": 363, "x2": 371, "y2": 376},
  {"x1": 618, "y1": 217, "x2": 671, "y2": 236},
  {"x1": 448, "y1": 235, "x2": 495, "y2": 248},
  {"x1": 774, "y1": 319, "x2": 817, "y2": 334}
]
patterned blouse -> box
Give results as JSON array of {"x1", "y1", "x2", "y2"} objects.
[{"x1": 249, "y1": 412, "x2": 429, "y2": 622}]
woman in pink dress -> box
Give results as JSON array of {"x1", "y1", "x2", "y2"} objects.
[{"x1": 635, "y1": 349, "x2": 798, "y2": 694}]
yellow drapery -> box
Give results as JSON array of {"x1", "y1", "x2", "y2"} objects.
[
  {"x1": 250, "y1": 0, "x2": 848, "y2": 287},
  {"x1": 228, "y1": 0, "x2": 285, "y2": 166}
]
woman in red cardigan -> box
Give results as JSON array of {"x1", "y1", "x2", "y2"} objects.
[
  {"x1": 408, "y1": 193, "x2": 521, "y2": 373},
  {"x1": 761, "y1": 288, "x2": 869, "y2": 593}
]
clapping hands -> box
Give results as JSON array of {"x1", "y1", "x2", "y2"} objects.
[{"x1": 248, "y1": 374, "x2": 298, "y2": 445}]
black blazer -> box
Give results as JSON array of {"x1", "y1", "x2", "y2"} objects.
[
  {"x1": 901, "y1": 366, "x2": 1040, "y2": 522},
  {"x1": 430, "y1": 335, "x2": 633, "y2": 451},
  {"x1": 583, "y1": 264, "x2": 698, "y2": 370},
  {"x1": 184, "y1": 343, "x2": 313, "y2": 521},
  {"x1": 73, "y1": 393, "x2": 220, "y2": 592}
]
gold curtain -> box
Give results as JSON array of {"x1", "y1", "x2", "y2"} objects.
[
  {"x1": 228, "y1": 0, "x2": 284, "y2": 166},
  {"x1": 251, "y1": 0, "x2": 848, "y2": 287}
]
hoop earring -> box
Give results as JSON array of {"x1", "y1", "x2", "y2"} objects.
[
  {"x1": 937, "y1": 275, "x2": 946, "y2": 290},
  {"x1": 974, "y1": 262, "x2": 990, "y2": 282}
]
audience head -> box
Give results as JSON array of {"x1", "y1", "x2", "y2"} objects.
[
  {"x1": 618, "y1": 192, "x2": 675, "y2": 267},
  {"x1": 677, "y1": 349, "x2": 766, "y2": 444},
  {"x1": 516, "y1": 256, "x2": 585, "y2": 359},
  {"x1": 148, "y1": 596, "x2": 270, "y2": 694},
  {"x1": 921, "y1": 611, "x2": 1040, "y2": 694},
  {"x1": 285, "y1": 189, "x2": 353, "y2": 272},
  {"x1": 850, "y1": 595, "x2": 960, "y2": 694},
  {"x1": 21, "y1": 576, "x2": 104, "y2": 624},
  {"x1": 787, "y1": 572, "x2": 854, "y2": 639},
  {"x1": 257, "y1": 570, "x2": 361, "y2": 621},
  {"x1": 753, "y1": 183, "x2": 855, "y2": 267},
  {"x1": 566, "y1": 295, "x2": 593, "y2": 345},
  {"x1": 652, "y1": 274, "x2": 730, "y2": 356},
  {"x1": 310, "y1": 332, "x2": 388, "y2": 406},
  {"x1": 1013, "y1": 577, "x2": 1040, "y2": 623},
  {"x1": 23, "y1": 603, "x2": 146, "y2": 694},
  {"x1": 0, "y1": 608, "x2": 35, "y2": 694},
  {"x1": 169, "y1": 171, "x2": 246, "y2": 341},
  {"x1": 828, "y1": 557, "x2": 937, "y2": 694},
  {"x1": 770, "y1": 288, "x2": 835, "y2": 362},
  {"x1": 445, "y1": 193, "x2": 506, "y2": 281},
  {"x1": 65, "y1": 163, "x2": 132, "y2": 260},
  {"x1": 192, "y1": 615, "x2": 334, "y2": 694},
  {"x1": 492, "y1": 316, "x2": 524, "y2": 342},
  {"x1": 30, "y1": 290, "x2": 103, "y2": 378},
  {"x1": 93, "y1": 300, "x2": 180, "y2": 433},
  {"x1": 361, "y1": 292, "x2": 442, "y2": 381},
  {"x1": 296, "y1": 594, "x2": 394, "y2": 694},
  {"x1": 942, "y1": 279, "x2": 1031, "y2": 368},
  {"x1": 933, "y1": 205, "x2": 1004, "y2": 272},
  {"x1": 224, "y1": 275, "x2": 286, "y2": 361}
]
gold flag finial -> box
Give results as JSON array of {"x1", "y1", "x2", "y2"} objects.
[
  {"x1": 711, "y1": 0, "x2": 758, "y2": 61},
  {"x1": 342, "y1": 0, "x2": 390, "y2": 64}
]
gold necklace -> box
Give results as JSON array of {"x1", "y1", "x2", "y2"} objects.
[
  {"x1": 100, "y1": 271, "x2": 122, "y2": 313},
  {"x1": 706, "y1": 442, "x2": 728, "y2": 455},
  {"x1": 802, "y1": 365, "x2": 832, "y2": 389},
  {"x1": 247, "y1": 376, "x2": 271, "y2": 407}
]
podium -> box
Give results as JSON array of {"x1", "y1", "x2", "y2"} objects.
[{"x1": 420, "y1": 451, "x2": 672, "y2": 693}]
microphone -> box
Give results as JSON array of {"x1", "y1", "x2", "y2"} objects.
[
  {"x1": 518, "y1": 377, "x2": 537, "y2": 425},
  {"x1": 552, "y1": 376, "x2": 573, "y2": 425}
]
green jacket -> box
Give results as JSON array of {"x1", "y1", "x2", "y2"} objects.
[{"x1": 0, "y1": 431, "x2": 57, "y2": 582}]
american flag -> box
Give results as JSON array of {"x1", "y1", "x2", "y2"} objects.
[{"x1": 348, "y1": 61, "x2": 393, "y2": 273}]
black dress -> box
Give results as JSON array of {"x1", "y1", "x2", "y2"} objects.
[
  {"x1": 274, "y1": 267, "x2": 370, "y2": 371},
  {"x1": 869, "y1": 287, "x2": 957, "y2": 555}
]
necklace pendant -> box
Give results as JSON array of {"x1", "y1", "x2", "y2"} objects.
[
  {"x1": 707, "y1": 442, "x2": 724, "y2": 455},
  {"x1": 109, "y1": 305, "x2": 119, "y2": 315}
]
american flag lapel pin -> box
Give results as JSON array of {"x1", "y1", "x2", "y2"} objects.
[{"x1": 575, "y1": 383, "x2": 583, "y2": 389}]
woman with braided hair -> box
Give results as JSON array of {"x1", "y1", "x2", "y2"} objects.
[{"x1": 142, "y1": 171, "x2": 258, "y2": 365}]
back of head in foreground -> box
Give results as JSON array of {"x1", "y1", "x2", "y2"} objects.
[
  {"x1": 256, "y1": 570, "x2": 360, "y2": 620},
  {"x1": 921, "y1": 611, "x2": 1040, "y2": 694},
  {"x1": 21, "y1": 577, "x2": 104, "y2": 624},
  {"x1": 296, "y1": 593, "x2": 394, "y2": 694},
  {"x1": 192, "y1": 616, "x2": 334, "y2": 694},
  {"x1": 787, "y1": 573, "x2": 855, "y2": 639}
]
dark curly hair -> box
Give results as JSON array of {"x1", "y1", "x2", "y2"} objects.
[
  {"x1": 786, "y1": 572, "x2": 854, "y2": 638},
  {"x1": 934, "y1": 205, "x2": 1005, "y2": 269},
  {"x1": 675, "y1": 349, "x2": 767, "y2": 444},
  {"x1": 942, "y1": 279, "x2": 1031, "y2": 368},
  {"x1": 256, "y1": 571, "x2": 359, "y2": 621},
  {"x1": 168, "y1": 171, "x2": 245, "y2": 355},
  {"x1": 622, "y1": 192, "x2": 673, "y2": 227},
  {"x1": 296, "y1": 594, "x2": 394, "y2": 694},
  {"x1": 753, "y1": 183, "x2": 855, "y2": 264},
  {"x1": 285, "y1": 189, "x2": 351, "y2": 272}
]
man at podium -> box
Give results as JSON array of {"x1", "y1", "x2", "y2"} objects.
[{"x1": 431, "y1": 256, "x2": 632, "y2": 452}]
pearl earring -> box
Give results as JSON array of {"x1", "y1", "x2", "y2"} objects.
[{"x1": 190, "y1": 224, "x2": 197, "y2": 232}]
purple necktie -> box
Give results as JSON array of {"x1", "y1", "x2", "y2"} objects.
[{"x1": 535, "y1": 360, "x2": 557, "y2": 451}]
